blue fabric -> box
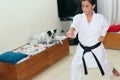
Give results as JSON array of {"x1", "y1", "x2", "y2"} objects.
[{"x1": 0, "y1": 51, "x2": 28, "y2": 64}]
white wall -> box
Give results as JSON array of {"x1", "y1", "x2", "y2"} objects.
[
  {"x1": 0, "y1": 0, "x2": 113, "y2": 53},
  {"x1": 0, "y1": 0, "x2": 62, "y2": 53}
]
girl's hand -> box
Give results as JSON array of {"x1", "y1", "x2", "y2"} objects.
[
  {"x1": 66, "y1": 27, "x2": 75, "y2": 38},
  {"x1": 66, "y1": 30, "x2": 74, "y2": 38},
  {"x1": 98, "y1": 36, "x2": 105, "y2": 42}
]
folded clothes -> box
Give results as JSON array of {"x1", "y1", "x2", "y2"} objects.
[
  {"x1": 108, "y1": 25, "x2": 120, "y2": 32},
  {"x1": 0, "y1": 51, "x2": 28, "y2": 64}
]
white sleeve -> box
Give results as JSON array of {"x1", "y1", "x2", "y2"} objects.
[
  {"x1": 101, "y1": 14, "x2": 109, "y2": 36},
  {"x1": 70, "y1": 15, "x2": 79, "y2": 38}
]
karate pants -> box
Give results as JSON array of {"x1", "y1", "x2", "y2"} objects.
[{"x1": 70, "y1": 53, "x2": 114, "y2": 80}]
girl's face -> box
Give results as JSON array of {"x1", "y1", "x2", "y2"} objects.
[{"x1": 82, "y1": 1, "x2": 95, "y2": 15}]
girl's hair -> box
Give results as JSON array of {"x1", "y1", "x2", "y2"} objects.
[{"x1": 82, "y1": 0, "x2": 96, "y2": 5}]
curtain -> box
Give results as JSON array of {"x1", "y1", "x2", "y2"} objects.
[
  {"x1": 110, "y1": 0, "x2": 120, "y2": 24},
  {"x1": 117, "y1": 0, "x2": 120, "y2": 24}
]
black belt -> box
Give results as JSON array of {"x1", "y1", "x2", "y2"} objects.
[{"x1": 79, "y1": 41, "x2": 105, "y2": 76}]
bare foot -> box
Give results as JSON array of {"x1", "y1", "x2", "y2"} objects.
[{"x1": 113, "y1": 68, "x2": 120, "y2": 77}]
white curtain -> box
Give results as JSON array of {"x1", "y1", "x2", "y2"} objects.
[
  {"x1": 117, "y1": 0, "x2": 120, "y2": 24},
  {"x1": 110, "y1": 0, "x2": 120, "y2": 24}
]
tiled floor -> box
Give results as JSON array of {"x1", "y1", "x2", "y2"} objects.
[{"x1": 33, "y1": 46, "x2": 120, "y2": 80}]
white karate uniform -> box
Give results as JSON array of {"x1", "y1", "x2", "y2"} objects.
[{"x1": 70, "y1": 12, "x2": 113, "y2": 80}]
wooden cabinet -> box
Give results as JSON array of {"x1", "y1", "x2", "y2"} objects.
[
  {"x1": 47, "y1": 38, "x2": 69, "y2": 65},
  {"x1": 0, "y1": 38, "x2": 69, "y2": 80},
  {"x1": 103, "y1": 32, "x2": 120, "y2": 50},
  {"x1": 17, "y1": 50, "x2": 49, "y2": 80}
]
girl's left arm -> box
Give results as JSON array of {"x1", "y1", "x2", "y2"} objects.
[{"x1": 99, "y1": 14, "x2": 109, "y2": 42}]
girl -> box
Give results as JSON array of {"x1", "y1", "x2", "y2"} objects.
[{"x1": 66, "y1": 0, "x2": 120, "y2": 80}]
